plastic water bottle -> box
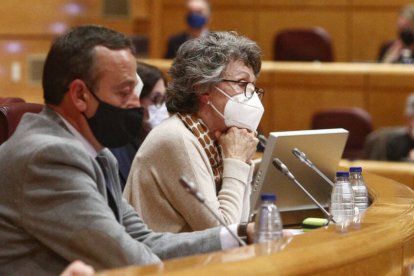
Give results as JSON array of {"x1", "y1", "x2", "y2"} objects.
[
  {"x1": 349, "y1": 167, "x2": 368, "y2": 226},
  {"x1": 330, "y1": 172, "x2": 354, "y2": 233},
  {"x1": 402, "y1": 48, "x2": 413, "y2": 64},
  {"x1": 254, "y1": 193, "x2": 283, "y2": 243}
]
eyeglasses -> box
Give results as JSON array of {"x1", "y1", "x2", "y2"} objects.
[{"x1": 221, "y1": 79, "x2": 264, "y2": 100}]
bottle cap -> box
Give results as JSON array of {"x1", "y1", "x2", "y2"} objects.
[
  {"x1": 261, "y1": 193, "x2": 276, "y2": 201},
  {"x1": 349, "y1": 167, "x2": 362, "y2": 173},
  {"x1": 336, "y1": 171, "x2": 349, "y2": 177}
]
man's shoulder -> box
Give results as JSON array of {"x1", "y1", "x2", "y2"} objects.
[
  {"x1": 168, "y1": 32, "x2": 190, "y2": 44},
  {"x1": 2, "y1": 110, "x2": 86, "y2": 160},
  {"x1": 386, "y1": 131, "x2": 412, "y2": 149}
]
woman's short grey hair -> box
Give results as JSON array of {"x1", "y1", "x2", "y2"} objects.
[{"x1": 166, "y1": 31, "x2": 262, "y2": 113}]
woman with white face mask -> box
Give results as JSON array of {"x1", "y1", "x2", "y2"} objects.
[
  {"x1": 137, "y1": 62, "x2": 169, "y2": 130},
  {"x1": 110, "y1": 62, "x2": 169, "y2": 189},
  {"x1": 124, "y1": 31, "x2": 264, "y2": 233}
]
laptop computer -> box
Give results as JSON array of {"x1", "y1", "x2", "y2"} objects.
[{"x1": 250, "y1": 128, "x2": 348, "y2": 224}]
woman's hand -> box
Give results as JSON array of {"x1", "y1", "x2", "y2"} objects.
[{"x1": 216, "y1": 127, "x2": 258, "y2": 163}]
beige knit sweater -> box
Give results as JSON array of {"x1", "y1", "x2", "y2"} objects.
[{"x1": 123, "y1": 115, "x2": 253, "y2": 233}]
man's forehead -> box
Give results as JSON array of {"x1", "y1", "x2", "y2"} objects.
[
  {"x1": 94, "y1": 46, "x2": 133, "y2": 62},
  {"x1": 188, "y1": 0, "x2": 209, "y2": 14}
]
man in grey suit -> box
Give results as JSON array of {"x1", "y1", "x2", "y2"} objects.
[{"x1": 0, "y1": 25, "x2": 252, "y2": 275}]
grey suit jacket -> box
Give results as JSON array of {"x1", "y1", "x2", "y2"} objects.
[{"x1": 0, "y1": 107, "x2": 222, "y2": 275}]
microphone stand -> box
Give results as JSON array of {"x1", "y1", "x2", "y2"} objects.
[
  {"x1": 292, "y1": 148, "x2": 335, "y2": 187},
  {"x1": 179, "y1": 176, "x2": 247, "y2": 246},
  {"x1": 272, "y1": 158, "x2": 335, "y2": 224}
]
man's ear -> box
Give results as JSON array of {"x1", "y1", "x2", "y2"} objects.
[{"x1": 68, "y1": 79, "x2": 89, "y2": 112}]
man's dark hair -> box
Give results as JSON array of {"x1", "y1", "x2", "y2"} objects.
[{"x1": 43, "y1": 25, "x2": 134, "y2": 105}]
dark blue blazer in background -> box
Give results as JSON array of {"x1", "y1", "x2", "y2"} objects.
[{"x1": 164, "y1": 32, "x2": 191, "y2": 59}]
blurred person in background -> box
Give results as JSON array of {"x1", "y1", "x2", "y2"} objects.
[
  {"x1": 378, "y1": 4, "x2": 414, "y2": 63},
  {"x1": 386, "y1": 92, "x2": 414, "y2": 161},
  {"x1": 164, "y1": 0, "x2": 211, "y2": 59}
]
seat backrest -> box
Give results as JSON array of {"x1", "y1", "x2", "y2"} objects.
[
  {"x1": 311, "y1": 107, "x2": 373, "y2": 160},
  {"x1": 0, "y1": 97, "x2": 25, "y2": 105},
  {"x1": 274, "y1": 27, "x2": 334, "y2": 62},
  {"x1": 0, "y1": 102, "x2": 43, "y2": 145}
]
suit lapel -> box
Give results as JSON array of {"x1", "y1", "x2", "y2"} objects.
[{"x1": 95, "y1": 151, "x2": 121, "y2": 222}]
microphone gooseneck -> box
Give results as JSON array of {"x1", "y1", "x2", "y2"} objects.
[
  {"x1": 179, "y1": 176, "x2": 247, "y2": 246},
  {"x1": 291, "y1": 148, "x2": 335, "y2": 187},
  {"x1": 272, "y1": 158, "x2": 335, "y2": 223}
]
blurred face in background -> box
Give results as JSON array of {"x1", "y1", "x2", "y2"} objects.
[
  {"x1": 140, "y1": 78, "x2": 166, "y2": 109},
  {"x1": 186, "y1": 0, "x2": 210, "y2": 30},
  {"x1": 140, "y1": 78, "x2": 169, "y2": 129},
  {"x1": 397, "y1": 15, "x2": 413, "y2": 32},
  {"x1": 397, "y1": 10, "x2": 414, "y2": 46}
]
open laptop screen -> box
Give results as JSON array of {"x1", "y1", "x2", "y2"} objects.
[{"x1": 250, "y1": 128, "x2": 348, "y2": 216}]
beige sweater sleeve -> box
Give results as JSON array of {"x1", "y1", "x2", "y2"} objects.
[{"x1": 124, "y1": 116, "x2": 252, "y2": 232}]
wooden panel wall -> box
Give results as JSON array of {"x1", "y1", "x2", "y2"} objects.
[
  {"x1": 1, "y1": 0, "x2": 414, "y2": 106},
  {"x1": 148, "y1": 0, "x2": 414, "y2": 61},
  {"x1": 0, "y1": 0, "x2": 147, "y2": 103}
]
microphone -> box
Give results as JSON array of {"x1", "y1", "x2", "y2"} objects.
[
  {"x1": 257, "y1": 134, "x2": 267, "y2": 149},
  {"x1": 292, "y1": 148, "x2": 334, "y2": 187},
  {"x1": 272, "y1": 158, "x2": 335, "y2": 223},
  {"x1": 179, "y1": 176, "x2": 247, "y2": 246},
  {"x1": 272, "y1": 158, "x2": 295, "y2": 181}
]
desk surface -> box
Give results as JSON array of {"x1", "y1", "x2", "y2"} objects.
[
  {"x1": 340, "y1": 159, "x2": 414, "y2": 191},
  {"x1": 97, "y1": 171, "x2": 414, "y2": 275}
]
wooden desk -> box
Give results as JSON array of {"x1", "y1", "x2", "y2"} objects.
[
  {"x1": 340, "y1": 159, "x2": 414, "y2": 191},
  {"x1": 97, "y1": 172, "x2": 414, "y2": 275}
]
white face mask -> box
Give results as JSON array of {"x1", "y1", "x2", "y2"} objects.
[
  {"x1": 147, "y1": 102, "x2": 169, "y2": 129},
  {"x1": 134, "y1": 73, "x2": 144, "y2": 98},
  {"x1": 209, "y1": 86, "x2": 264, "y2": 132}
]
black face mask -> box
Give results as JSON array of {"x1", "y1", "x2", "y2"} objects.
[
  {"x1": 86, "y1": 93, "x2": 144, "y2": 148},
  {"x1": 400, "y1": 29, "x2": 414, "y2": 46}
]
